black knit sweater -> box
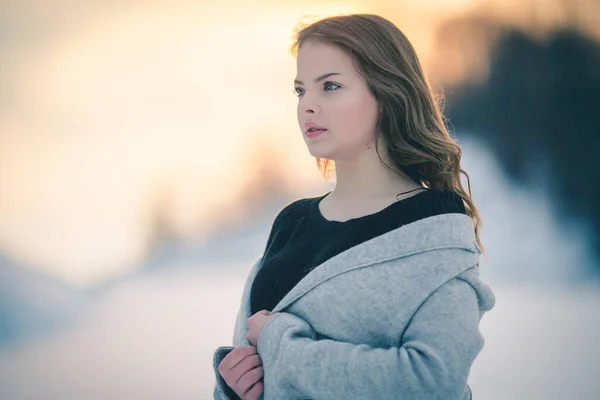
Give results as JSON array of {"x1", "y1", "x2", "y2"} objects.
[{"x1": 249, "y1": 189, "x2": 467, "y2": 315}]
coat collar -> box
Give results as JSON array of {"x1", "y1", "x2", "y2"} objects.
[{"x1": 269, "y1": 213, "x2": 480, "y2": 312}]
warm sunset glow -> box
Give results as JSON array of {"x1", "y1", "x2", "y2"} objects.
[
  {"x1": 1, "y1": 0, "x2": 596, "y2": 286},
  {"x1": 0, "y1": 1, "x2": 360, "y2": 286}
]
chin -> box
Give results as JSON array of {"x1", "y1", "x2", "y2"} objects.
[
  {"x1": 305, "y1": 143, "x2": 338, "y2": 160},
  {"x1": 307, "y1": 141, "x2": 366, "y2": 163}
]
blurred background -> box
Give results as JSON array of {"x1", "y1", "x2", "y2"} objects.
[{"x1": 1, "y1": 0, "x2": 599, "y2": 399}]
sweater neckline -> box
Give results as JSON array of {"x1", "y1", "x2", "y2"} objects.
[{"x1": 310, "y1": 189, "x2": 430, "y2": 227}]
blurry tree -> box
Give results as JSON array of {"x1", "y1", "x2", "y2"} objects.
[{"x1": 434, "y1": 18, "x2": 600, "y2": 267}]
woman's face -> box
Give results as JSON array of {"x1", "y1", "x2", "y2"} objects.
[{"x1": 294, "y1": 40, "x2": 380, "y2": 161}]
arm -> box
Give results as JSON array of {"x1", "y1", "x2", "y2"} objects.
[{"x1": 256, "y1": 278, "x2": 484, "y2": 400}]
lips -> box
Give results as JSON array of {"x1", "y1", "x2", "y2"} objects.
[
  {"x1": 305, "y1": 128, "x2": 327, "y2": 139},
  {"x1": 304, "y1": 122, "x2": 326, "y2": 132},
  {"x1": 304, "y1": 122, "x2": 327, "y2": 138}
]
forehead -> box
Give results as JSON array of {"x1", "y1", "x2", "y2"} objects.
[{"x1": 296, "y1": 40, "x2": 355, "y2": 75}]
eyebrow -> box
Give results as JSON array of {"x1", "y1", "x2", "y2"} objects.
[{"x1": 294, "y1": 72, "x2": 342, "y2": 85}]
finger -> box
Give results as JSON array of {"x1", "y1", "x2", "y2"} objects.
[
  {"x1": 239, "y1": 367, "x2": 264, "y2": 397},
  {"x1": 220, "y1": 347, "x2": 255, "y2": 372},
  {"x1": 226, "y1": 347, "x2": 257, "y2": 370},
  {"x1": 219, "y1": 346, "x2": 257, "y2": 372},
  {"x1": 220, "y1": 354, "x2": 260, "y2": 389},
  {"x1": 234, "y1": 346, "x2": 258, "y2": 357},
  {"x1": 243, "y1": 379, "x2": 264, "y2": 400},
  {"x1": 232, "y1": 354, "x2": 263, "y2": 385},
  {"x1": 249, "y1": 310, "x2": 269, "y2": 319}
]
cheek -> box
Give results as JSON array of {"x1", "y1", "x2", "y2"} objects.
[{"x1": 335, "y1": 94, "x2": 379, "y2": 142}]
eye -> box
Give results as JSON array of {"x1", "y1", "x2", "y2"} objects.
[
  {"x1": 292, "y1": 82, "x2": 341, "y2": 98},
  {"x1": 324, "y1": 81, "x2": 341, "y2": 91}
]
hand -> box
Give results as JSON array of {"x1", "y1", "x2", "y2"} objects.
[
  {"x1": 247, "y1": 310, "x2": 280, "y2": 347},
  {"x1": 218, "y1": 346, "x2": 264, "y2": 400}
]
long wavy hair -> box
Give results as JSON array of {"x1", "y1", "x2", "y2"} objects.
[{"x1": 290, "y1": 13, "x2": 485, "y2": 254}]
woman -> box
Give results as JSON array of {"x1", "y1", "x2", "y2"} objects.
[{"x1": 212, "y1": 13, "x2": 495, "y2": 400}]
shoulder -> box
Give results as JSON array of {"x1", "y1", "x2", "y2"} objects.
[
  {"x1": 418, "y1": 189, "x2": 467, "y2": 215},
  {"x1": 263, "y1": 194, "x2": 322, "y2": 249},
  {"x1": 272, "y1": 193, "x2": 324, "y2": 227}
]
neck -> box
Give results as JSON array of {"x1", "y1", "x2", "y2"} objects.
[{"x1": 329, "y1": 142, "x2": 422, "y2": 201}]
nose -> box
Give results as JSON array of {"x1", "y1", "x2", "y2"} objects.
[{"x1": 298, "y1": 92, "x2": 320, "y2": 115}]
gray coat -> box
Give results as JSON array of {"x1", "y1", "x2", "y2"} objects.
[{"x1": 212, "y1": 213, "x2": 495, "y2": 399}]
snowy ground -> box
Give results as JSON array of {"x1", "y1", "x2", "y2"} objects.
[{"x1": 1, "y1": 265, "x2": 599, "y2": 400}]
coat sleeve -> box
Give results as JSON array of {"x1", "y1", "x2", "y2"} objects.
[
  {"x1": 212, "y1": 258, "x2": 262, "y2": 400},
  {"x1": 256, "y1": 277, "x2": 486, "y2": 400}
]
